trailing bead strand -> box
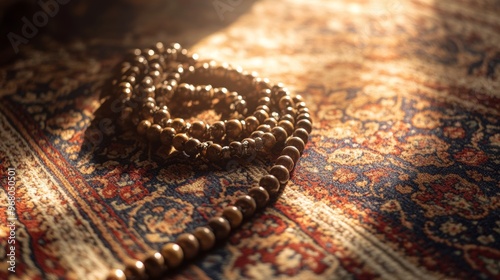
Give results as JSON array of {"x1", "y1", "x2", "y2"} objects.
[{"x1": 105, "y1": 42, "x2": 312, "y2": 280}]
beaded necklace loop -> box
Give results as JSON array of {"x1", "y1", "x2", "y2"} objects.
[{"x1": 105, "y1": 42, "x2": 312, "y2": 280}]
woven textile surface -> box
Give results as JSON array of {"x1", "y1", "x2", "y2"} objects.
[{"x1": 1, "y1": 0, "x2": 500, "y2": 279}]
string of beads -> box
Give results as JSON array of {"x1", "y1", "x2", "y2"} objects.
[{"x1": 105, "y1": 42, "x2": 312, "y2": 280}]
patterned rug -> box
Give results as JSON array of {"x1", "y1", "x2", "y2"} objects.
[{"x1": 1, "y1": 0, "x2": 499, "y2": 279}]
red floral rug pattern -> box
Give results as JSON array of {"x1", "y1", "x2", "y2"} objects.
[{"x1": 1, "y1": 0, "x2": 499, "y2": 279}]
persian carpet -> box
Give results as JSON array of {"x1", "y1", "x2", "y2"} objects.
[{"x1": 1, "y1": 0, "x2": 499, "y2": 279}]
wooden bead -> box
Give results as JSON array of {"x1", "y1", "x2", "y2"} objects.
[
  {"x1": 137, "y1": 120, "x2": 151, "y2": 135},
  {"x1": 153, "y1": 109, "x2": 170, "y2": 124},
  {"x1": 160, "y1": 127, "x2": 176, "y2": 146},
  {"x1": 206, "y1": 143, "x2": 222, "y2": 161},
  {"x1": 280, "y1": 114, "x2": 295, "y2": 123},
  {"x1": 189, "y1": 121, "x2": 206, "y2": 139},
  {"x1": 250, "y1": 130, "x2": 265, "y2": 139},
  {"x1": 222, "y1": 206, "x2": 243, "y2": 228},
  {"x1": 278, "y1": 120, "x2": 294, "y2": 136},
  {"x1": 296, "y1": 119, "x2": 312, "y2": 134},
  {"x1": 298, "y1": 107, "x2": 310, "y2": 114},
  {"x1": 276, "y1": 155, "x2": 295, "y2": 172},
  {"x1": 293, "y1": 128, "x2": 309, "y2": 144},
  {"x1": 264, "y1": 118, "x2": 278, "y2": 128},
  {"x1": 245, "y1": 116, "x2": 260, "y2": 133},
  {"x1": 124, "y1": 260, "x2": 146, "y2": 280},
  {"x1": 176, "y1": 83, "x2": 194, "y2": 100},
  {"x1": 171, "y1": 118, "x2": 186, "y2": 132},
  {"x1": 255, "y1": 105, "x2": 270, "y2": 113},
  {"x1": 257, "y1": 124, "x2": 272, "y2": 133},
  {"x1": 193, "y1": 227, "x2": 215, "y2": 251},
  {"x1": 242, "y1": 138, "x2": 256, "y2": 156},
  {"x1": 282, "y1": 146, "x2": 301, "y2": 163},
  {"x1": 259, "y1": 175, "x2": 280, "y2": 195},
  {"x1": 143, "y1": 252, "x2": 165, "y2": 278},
  {"x1": 225, "y1": 119, "x2": 243, "y2": 139},
  {"x1": 279, "y1": 96, "x2": 294, "y2": 110},
  {"x1": 270, "y1": 165, "x2": 290, "y2": 184},
  {"x1": 258, "y1": 96, "x2": 271, "y2": 106},
  {"x1": 262, "y1": 132, "x2": 277, "y2": 150},
  {"x1": 208, "y1": 217, "x2": 231, "y2": 241},
  {"x1": 235, "y1": 100, "x2": 247, "y2": 114},
  {"x1": 271, "y1": 126, "x2": 288, "y2": 143},
  {"x1": 295, "y1": 101, "x2": 306, "y2": 108},
  {"x1": 235, "y1": 195, "x2": 257, "y2": 218},
  {"x1": 282, "y1": 106, "x2": 296, "y2": 116},
  {"x1": 184, "y1": 138, "x2": 201, "y2": 157},
  {"x1": 285, "y1": 136, "x2": 305, "y2": 154},
  {"x1": 146, "y1": 124, "x2": 162, "y2": 142},
  {"x1": 253, "y1": 109, "x2": 269, "y2": 123},
  {"x1": 118, "y1": 106, "x2": 133, "y2": 123},
  {"x1": 248, "y1": 186, "x2": 270, "y2": 208},
  {"x1": 273, "y1": 88, "x2": 288, "y2": 102},
  {"x1": 160, "y1": 243, "x2": 183, "y2": 268},
  {"x1": 210, "y1": 121, "x2": 226, "y2": 139},
  {"x1": 176, "y1": 233, "x2": 199, "y2": 260},
  {"x1": 172, "y1": 133, "x2": 189, "y2": 151},
  {"x1": 225, "y1": 91, "x2": 239, "y2": 104},
  {"x1": 106, "y1": 269, "x2": 126, "y2": 280},
  {"x1": 229, "y1": 141, "x2": 243, "y2": 157},
  {"x1": 296, "y1": 112, "x2": 311, "y2": 122}
]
